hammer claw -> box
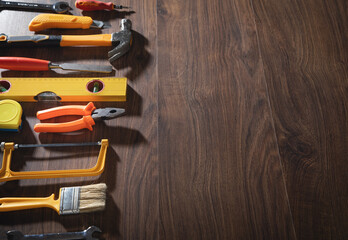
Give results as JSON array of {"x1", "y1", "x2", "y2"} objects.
[
  {"x1": 108, "y1": 19, "x2": 132, "y2": 63},
  {"x1": 108, "y1": 41, "x2": 131, "y2": 62}
]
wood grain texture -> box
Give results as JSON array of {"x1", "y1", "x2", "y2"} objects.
[
  {"x1": 157, "y1": 0, "x2": 295, "y2": 239},
  {"x1": 0, "y1": 0, "x2": 347, "y2": 239},
  {"x1": 251, "y1": 0, "x2": 348, "y2": 239}
]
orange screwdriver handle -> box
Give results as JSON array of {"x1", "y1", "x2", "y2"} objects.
[
  {"x1": 36, "y1": 102, "x2": 96, "y2": 120},
  {"x1": 75, "y1": 0, "x2": 114, "y2": 11},
  {"x1": 29, "y1": 14, "x2": 93, "y2": 31},
  {"x1": 0, "y1": 57, "x2": 50, "y2": 71},
  {"x1": 34, "y1": 115, "x2": 96, "y2": 132}
]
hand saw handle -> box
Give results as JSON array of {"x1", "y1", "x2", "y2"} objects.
[
  {"x1": 34, "y1": 115, "x2": 96, "y2": 132},
  {"x1": 0, "y1": 57, "x2": 50, "y2": 71},
  {"x1": 75, "y1": 0, "x2": 114, "y2": 11},
  {"x1": 29, "y1": 14, "x2": 93, "y2": 31},
  {"x1": 0, "y1": 194, "x2": 59, "y2": 213}
]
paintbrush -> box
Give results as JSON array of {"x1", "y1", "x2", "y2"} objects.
[{"x1": 0, "y1": 183, "x2": 106, "y2": 214}]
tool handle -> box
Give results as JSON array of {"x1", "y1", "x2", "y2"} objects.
[
  {"x1": 75, "y1": 0, "x2": 114, "y2": 11},
  {"x1": 37, "y1": 102, "x2": 96, "y2": 120},
  {"x1": 0, "y1": 1, "x2": 53, "y2": 11},
  {"x1": 0, "y1": 34, "x2": 62, "y2": 47},
  {"x1": 0, "y1": 57, "x2": 50, "y2": 71},
  {"x1": 0, "y1": 34, "x2": 113, "y2": 47},
  {"x1": 29, "y1": 14, "x2": 93, "y2": 31},
  {"x1": 60, "y1": 34, "x2": 112, "y2": 46},
  {"x1": 7, "y1": 231, "x2": 85, "y2": 240},
  {"x1": 0, "y1": 194, "x2": 59, "y2": 213},
  {"x1": 28, "y1": 232, "x2": 86, "y2": 240},
  {"x1": 34, "y1": 115, "x2": 96, "y2": 132}
]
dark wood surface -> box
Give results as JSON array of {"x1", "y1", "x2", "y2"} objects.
[
  {"x1": 252, "y1": 0, "x2": 348, "y2": 239},
  {"x1": 0, "y1": 0, "x2": 347, "y2": 239}
]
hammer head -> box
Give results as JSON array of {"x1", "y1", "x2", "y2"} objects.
[
  {"x1": 6, "y1": 230, "x2": 24, "y2": 240},
  {"x1": 108, "y1": 19, "x2": 132, "y2": 63}
]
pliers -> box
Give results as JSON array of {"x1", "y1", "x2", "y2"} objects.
[{"x1": 34, "y1": 102, "x2": 125, "y2": 133}]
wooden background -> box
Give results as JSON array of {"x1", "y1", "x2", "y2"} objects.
[{"x1": 0, "y1": 0, "x2": 347, "y2": 239}]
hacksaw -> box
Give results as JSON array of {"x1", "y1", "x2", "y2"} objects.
[
  {"x1": 0, "y1": 139, "x2": 108, "y2": 182},
  {"x1": 0, "y1": 77, "x2": 127, "y2": 102}
]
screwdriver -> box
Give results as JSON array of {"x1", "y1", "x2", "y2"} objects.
[
  {"x1": 75, "y1": 0, "x2": 130, "y2": 11},
  {"x1": 0, "y1": 57, "x2": 112, "y2": 73}
]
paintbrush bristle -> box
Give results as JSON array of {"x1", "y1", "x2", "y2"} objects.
[
  {"x1": 59, "y1": 183, "x2": 107, "y2": 215},
  {"x1": 79, "y1": 183, "x2": 107, "y2": 213}
]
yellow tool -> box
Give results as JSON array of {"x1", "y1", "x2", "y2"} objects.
[
  {"x1": 0, "y1": 139, "x2": 108, "y2": 182},
  {"x1": 29, "y1": 14, "x2": 109, "y2": 31},
  {"x1": 0, "y1": 99, "x2": 22, "y2": 132},
  {"x1": 0, "y1": 183, "x2": 106, "y2": 214},
  {"x1": 0, "y1": 78, "x2": 127, "y2": 102}
]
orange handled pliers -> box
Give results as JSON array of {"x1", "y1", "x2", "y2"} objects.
[{"x1": 34, "y1": 102, "x2": 125, "y2": 133}]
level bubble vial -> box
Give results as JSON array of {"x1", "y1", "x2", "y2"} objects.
[
  {"x1": 0, "y1": 80, "x2": 11, "y2": 93},
  {"x1": 87, "y1": 79, "x2": 104, "y2": 93}
]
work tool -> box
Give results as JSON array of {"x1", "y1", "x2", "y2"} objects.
[
  {"x1": 0, "y1": 139, "x2": 108, "y2": 182},
  {"x1": 0, "y1": 78, "x2": 127, "y2": 102},
  {"x1": 0, "y1": 18, "x2": 132, "y2": 62},
  {"x1": 0, "y1": 1, "x2": 71, "y2": 14},
  {"x1": 29, "y1": 14, "x2": 109, "y2": 31},
  {"x1": 0, "y1": 57, "x2": 112, "y2": 73},
  {"x1": 0, "y1": 183, "x2": 106, "y2": 214},
  {"x1": 75, "y1": 0, "x2": 130, "y2": 11},
  {"x1": 0, "y1": 99, "x2": 22, "y2": 132},
  {"x1": 34, "y1": 102, "x2": 125, "y2": 132},
  {"x1": 7, "y1": 226, "x2": 102, "y2": 240}
]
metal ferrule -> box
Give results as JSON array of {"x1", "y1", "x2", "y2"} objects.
[
  {"x1": 59, "y1": 186, "x2": 80, "y2": 215},
  {"x1": 48, "y1": 62, "x2": 60, "y2": 69}
]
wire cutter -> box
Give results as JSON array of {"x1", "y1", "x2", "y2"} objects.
[{"x1": 34, "y1": 102, "x2": 125, "y2": 133}]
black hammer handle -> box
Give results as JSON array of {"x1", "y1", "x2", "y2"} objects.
[
  {"x1": 0, "y1": 33, "x2": 113, "y2": 47},
  {"x1": 0, "y1": 34, "x2": 61, "y2": 47}
]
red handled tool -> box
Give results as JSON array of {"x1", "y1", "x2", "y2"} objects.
[
  {"x1": 34, "y1": 102, "x2": 125, "y2": 133},
  {"x1": 0, "y1": 57, "x2": 112, "y2": 73},
  {"x1": 75, "y1": 0, "x2": 130, "y2": 11}
]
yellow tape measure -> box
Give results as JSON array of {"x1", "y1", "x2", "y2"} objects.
[
  {"x1": 0, "y1": 99, "x2": 22, "y2": 132},
  {"x1": 0, "y1": 77, "x2": 127, "y2": 102}
]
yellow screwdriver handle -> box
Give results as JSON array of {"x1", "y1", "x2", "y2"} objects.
[
  {"x1": 0, "y1": 194, "x2": 60, "y2": 213},
  {"x1": 29, "y1": 14, "x2": 93, "y2": 31},
  {"x1": 61, "y1": 34, "x2": 113, "y2": 46}
]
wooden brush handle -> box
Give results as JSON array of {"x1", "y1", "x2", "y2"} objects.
[{"x1": 0, "y1": 194, "x2": 60, "y2": 213}]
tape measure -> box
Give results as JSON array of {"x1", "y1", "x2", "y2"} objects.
[
  {"x1": 0, "y1": 77, "x2": 127, "y2": 102},
  {"x1": 0, "y1": 99, "x2": 22, "y2": 132}
]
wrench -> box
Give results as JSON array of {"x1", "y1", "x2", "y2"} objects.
[
  {"x1": 6, "y1": 226, "x2": 101, "y2": 240},
  {"x1": 0, "y1": 1, "x2": 71, "y2": 14}
]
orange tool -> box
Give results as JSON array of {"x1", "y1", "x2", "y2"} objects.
[
  {"x1": 0, "y1": 57, "x2": 112, "y2": 73},
  {"x1": 75, "y1": 0, "x2": 130, "y2": 11},
  {"x1": 34, "y1": 102, "x2": 125, "y2": 133},
  {"x1": 29, "y1": 14, "x2": 109, "y2": 31},
  {"x1": 0, "y1": 139, "x2": 108, "y2": 182},
  {"x1": 1, "y1": 18, "x2": 132, "y2": 62}
]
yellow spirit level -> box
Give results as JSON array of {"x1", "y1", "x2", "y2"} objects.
[{"x1": 0, "y1": 78, "x2": 127, "y2": 102}]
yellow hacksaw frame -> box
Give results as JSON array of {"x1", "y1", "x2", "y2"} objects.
[{"x1": 0, "y1": 139, "x2": 108, "y2": 182}]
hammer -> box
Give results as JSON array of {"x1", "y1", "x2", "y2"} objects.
[{"x1": 0, "y1": 19, "x2": 132, "y2": 63}]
